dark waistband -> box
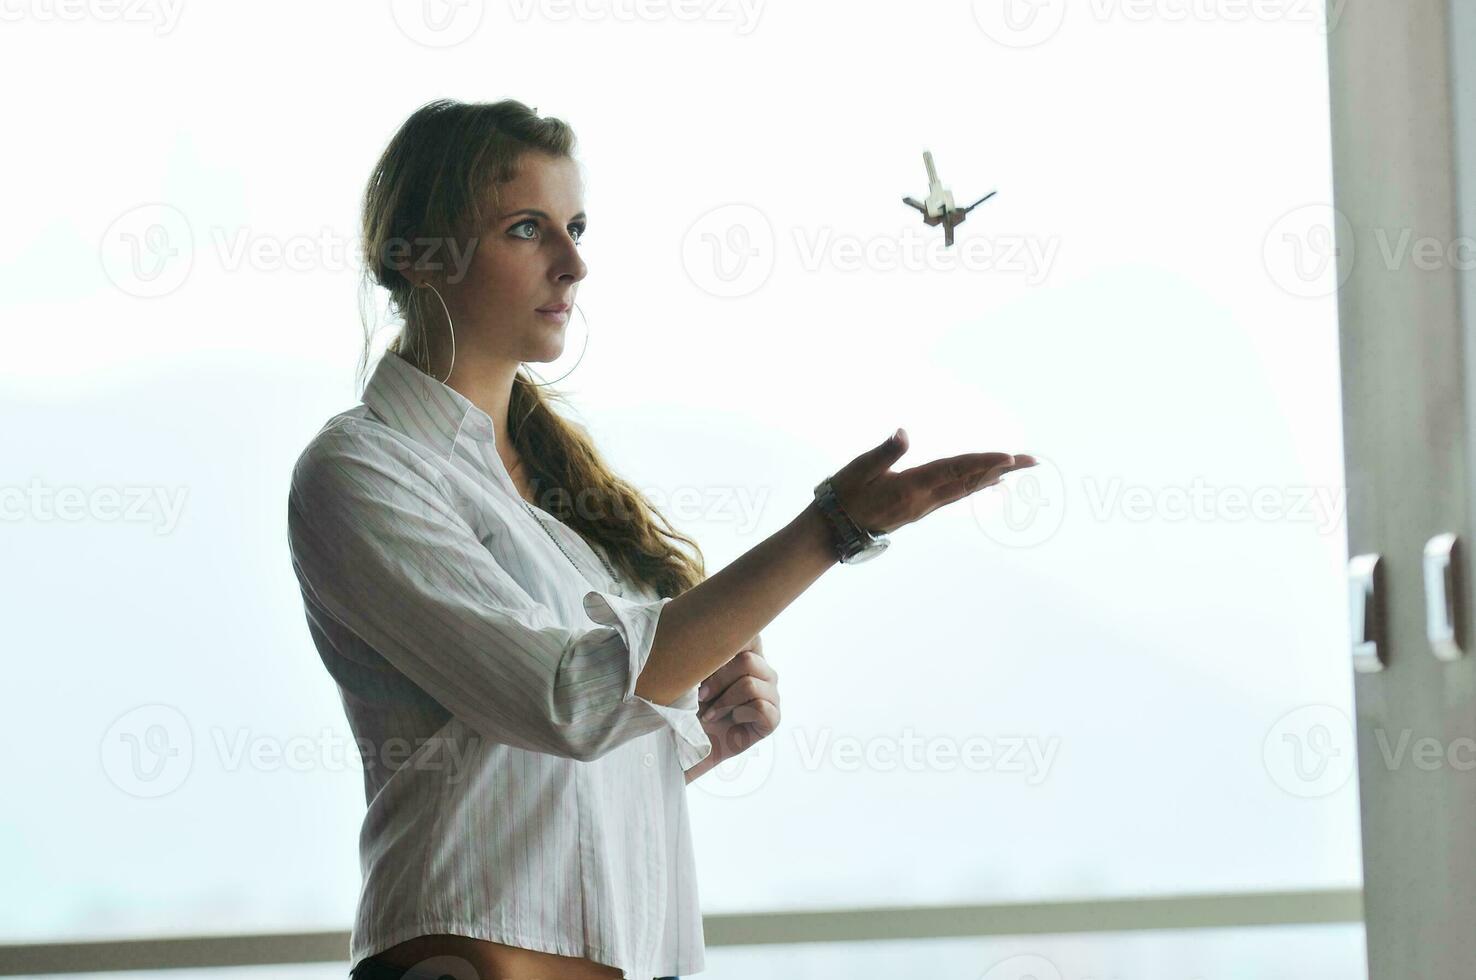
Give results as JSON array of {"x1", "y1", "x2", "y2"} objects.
[
  {"x1": 350, "y1": 954, "x2": 679, "y2": 980},
  {"x1": 350, "y1": 959, "x2": 451, "y2": 980}
]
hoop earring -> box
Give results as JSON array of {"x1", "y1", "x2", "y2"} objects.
[
  {"x1": 416, "y1": 280, "x2": 456, "y2": 385},
  {"x1": 521, "y1": 301, "x2": 590, "y2": 388}
]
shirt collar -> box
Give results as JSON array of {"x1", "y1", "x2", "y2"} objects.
[{"x1": 361, "y1": 350, "x2": 499, "y2": 458}]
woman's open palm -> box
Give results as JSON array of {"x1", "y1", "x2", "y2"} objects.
[{"x1": 830, "y1": 428, "x2": 1037, "y2": 534}]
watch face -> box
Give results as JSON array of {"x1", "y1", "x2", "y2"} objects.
[{"x1": 845, "y1": 538, "x2": 888, "y2": 564}]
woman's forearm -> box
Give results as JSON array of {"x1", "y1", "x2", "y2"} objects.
[
  {"x1": 633, "y1": 500, "x2": 837, "y2": 706},
  {"x1": 684, "y1": 757, "x2": 714, "y2": 785}
]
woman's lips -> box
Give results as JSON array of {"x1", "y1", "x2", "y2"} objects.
[{"x1": 536, "y1": 308, "x2": 569, "y2": 323}]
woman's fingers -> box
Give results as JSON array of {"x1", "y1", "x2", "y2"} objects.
[
  {"x1": 699, "y1": 644, "x2": 775, "y2": 706},
  {"x1": 900, "y1": 451, "x2": 1012, "y2": 486},
  {"x1": 908, "y1": 453, "x2": 1037, "y2": 519},
  {"x1": 727, "y1": 698, "x2": 780, "y2": 733},
  {"x1": 700, "y1": 673, "x2": 776, "y2": 722},
  {"x1": 832, "y1": 438, "x2": 1040, "y2": 534},
  {"x1": 904, "y1": 452, "x2": 1018, "y2": 494}
]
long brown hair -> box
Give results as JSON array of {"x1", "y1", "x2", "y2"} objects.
[{"x1": 356, "y1": 98, "x2": 706, "y2": 599}]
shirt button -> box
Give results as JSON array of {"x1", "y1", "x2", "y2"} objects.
[{"x1": 643, "y1": 752, "x2": 655, "y2": 767}]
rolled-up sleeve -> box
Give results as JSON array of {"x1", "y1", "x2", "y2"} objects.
[
  {"x1": 582, "y1": 590, "x2": 712, "y2": 771},
  {"x1": 287, "y1": 421, "x2": 712, "y2": 766}
]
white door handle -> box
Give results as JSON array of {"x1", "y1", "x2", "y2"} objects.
[
  {"x1": 1349, "y1": 552, "x2": 1385, "y2": 673},
  {"x1": 1423, "y1": 532, "x2": 1464, "y2": 661}
]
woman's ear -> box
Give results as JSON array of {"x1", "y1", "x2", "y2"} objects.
[{"x1": 390, "y1": 228, "x2": 435, "y2": 289}]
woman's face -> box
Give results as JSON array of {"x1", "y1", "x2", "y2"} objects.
[{"x1": 440, "y1": 151, "x2": 588, "y2": 366}]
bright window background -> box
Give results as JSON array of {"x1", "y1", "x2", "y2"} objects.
[{"x1": 0, "y1": 0, "x2": 1358, "y2": 960}]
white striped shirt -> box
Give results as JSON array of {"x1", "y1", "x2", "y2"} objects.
[{"x1": 286, "y1": 349, "x2": 712, "y2": 980}]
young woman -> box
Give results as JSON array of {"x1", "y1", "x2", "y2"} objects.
[{"x1": 287, "y1": 98, "x2": 1036, "y2": 980}]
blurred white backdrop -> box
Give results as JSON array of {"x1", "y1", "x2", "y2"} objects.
[{"x1": 0, "y1": 0, "x2": 1360, "y2": 974}]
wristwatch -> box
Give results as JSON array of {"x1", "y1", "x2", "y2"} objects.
[{"x1": 813, "y1": 476, "x2": 890, "y2": 564}]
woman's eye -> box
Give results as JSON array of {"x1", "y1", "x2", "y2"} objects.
[{"x1": 510, "y1": 219, "x2": 586, "y2": 244}]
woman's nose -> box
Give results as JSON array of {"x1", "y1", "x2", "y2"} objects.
[{"x1": 555, "y1": 240, "x2": 587, "y2": 283}]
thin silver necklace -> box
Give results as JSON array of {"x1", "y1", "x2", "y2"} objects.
[{"x1": 516, "y1": 484, "x2": 623, "y2": 596}]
